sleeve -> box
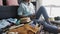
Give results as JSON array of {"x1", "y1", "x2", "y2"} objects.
[
  {"x1": 18, "y1": 4, "x2": 24, "y2": 16},
  {"x1": 31, "y1": 3, "x2": 35, "y2": 14}
]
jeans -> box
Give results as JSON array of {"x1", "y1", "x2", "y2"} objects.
[{"x1": 33, "y1": 6, "x2": 58, "y2": 34}]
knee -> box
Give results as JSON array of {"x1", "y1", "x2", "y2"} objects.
[
  {"x1": 38, "y1": 6, "x2": 46, "y2": 13},
  {"x1": 39, "y1": 6, "x2": 45, "y2": 10}
]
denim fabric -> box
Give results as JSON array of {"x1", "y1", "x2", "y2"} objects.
[
  {"x1": 33, "y1": 6, "x2": 58, "y2": 34},
  {"x1": 36, "y1": 6, "x2": 49, "y2": 20},
  {"x1": 32, "y1": 19, "x2": 58, "y2": 34}
]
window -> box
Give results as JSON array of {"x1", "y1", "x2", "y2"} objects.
[{"x1": 42, "y1": 0, "x2": 60, "y2": 17}]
